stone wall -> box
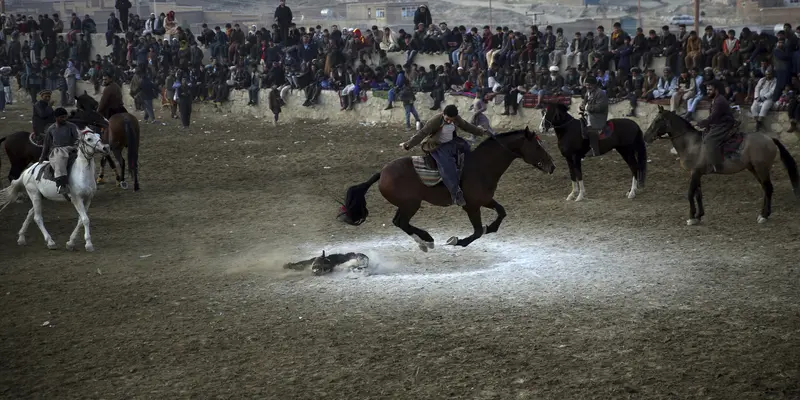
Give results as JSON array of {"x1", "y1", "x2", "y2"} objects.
[{"x1": 45, "y1": 79, "x2": 796, "y2": 146}]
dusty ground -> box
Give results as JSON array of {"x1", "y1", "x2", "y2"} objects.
[{"x1": 1, "y1": 101, "x2": 800, "y2": 399}]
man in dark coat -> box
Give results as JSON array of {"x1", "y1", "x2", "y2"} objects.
[
  {"x1": 32, "y1": 90, "x2": 55, "y2": 136},
  {"x1": 696, "y1": 80, "x2": 736, "y2": 172},
  {"x1": 274, "y1": 0, "x2": 293, "y2": 45},
  {"x1": 97, "y1": 75, "x2": 126, "y2": 118},
  {"x1": 413, "y1": 5, "x2": 432, "y2": 29},
  {"x1": 116, "y1": 0, "x2": 132, "y2": 31}
]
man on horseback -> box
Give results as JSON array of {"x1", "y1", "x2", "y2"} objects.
[
  {"x1": 97, "y1": 75, "x2": 126, "y2": 119},
  {"x1": 696, "y1": 80, "x2": 736, "y2": 172},
  {"x1": 38, "y1": 108, "x2": 81, "y2": 195},
  {"x1": 579, "y1": 76, "x2": 608, "y2": 157},
  {"x1": 32, "y1": 90, "x2": 55, "y2": 139},
  {"x1": 400, "y1": 104, "x2": 489, "y2": 206}
]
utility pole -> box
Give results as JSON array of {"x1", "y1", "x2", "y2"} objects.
[
  {"x1": 526, "y1": 11, "x2": 545, "y2": 26},
  {"x1": 489, "y1": 0, "x2": 492, "y2": 28},
  {"x1": 694, "y1": 0, "x2": 700, "y2": 34},
  {"x1": 1, "y1": 0, "x2": 6, "y2": 14},
  {"x1": 136, "y1": 0, "x2": 141, "y2": 16},
  {"x1": 637, "y1": 0, "x2": 642, "y2": 28}
]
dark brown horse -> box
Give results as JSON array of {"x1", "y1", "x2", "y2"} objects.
[
  {"x1": 75, "y1": 94, "x2": 141, "y2": 191},
  {"x1": 540, "y1": 102, "x2": 648, "y2": 201},
  {"x1": 644, "y1": 107, "x2": 800, "y2": 225},
  {"x1": 340, "y1": 127, "x2": 556, "y2": 251}
]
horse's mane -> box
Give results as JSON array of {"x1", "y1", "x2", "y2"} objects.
[
  {"x1": 474, "y1": 129, "x2": 528, "y2": 150},
  {"x1": 542, "y1": 101, "x2": 569, "y2": 113},
  {"x1": 663, "y1": 110, "x2": 702, "y2": 135}
]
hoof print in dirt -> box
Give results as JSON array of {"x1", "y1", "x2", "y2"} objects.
[{"x1": 283, "y1": 251, "x2": 370, "y2": 276}]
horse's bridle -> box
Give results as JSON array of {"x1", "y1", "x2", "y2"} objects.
[
  {"x1": 541, "y1": 109, "x2": 578, "y2": 131},
  {"x1": 77, "y1": 133, "x2": 104, "y2": 161}
]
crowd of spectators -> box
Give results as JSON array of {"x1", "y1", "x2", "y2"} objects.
[{"x1": 2, "y1": 1, "x2": 800, "y2": 131}]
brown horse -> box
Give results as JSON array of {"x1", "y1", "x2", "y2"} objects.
[
  {"x1": 339, "y1": 127, "x2": 556, "y2": 251},
  {"x1": 644, "y1": 106, "x2": 800, "y2": 225},
  {"x1": 75, "y1": 94, "x2": 141, "y2": 191}
]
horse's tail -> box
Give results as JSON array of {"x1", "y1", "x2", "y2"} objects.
[
  {"x1": 634, "y1": 128, "x2": 647, "y2": 188},
  {"x1": 0, "y1": 177, "x2": 23, "y2": 213},
  {"x1": 772, "y1": 138, "x2": 800, "y2": 196},
  {"x1": 338, "y1": 172, "x2": 381, "y2": 226},
  {"x1": 123, "y1": 115, "x2": 138, "y2": 173}
]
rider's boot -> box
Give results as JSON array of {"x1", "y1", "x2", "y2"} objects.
[
  {"x1": 453, "y1": 189, "x2": 467, "y2": 207},
  {"x1": 585, "y1": 131, "x2": 601, "y2": 157},
  {"x1": 56, "y1": 176, "x2": 69, "y2": 195}
]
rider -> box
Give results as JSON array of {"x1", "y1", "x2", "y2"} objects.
[
  {"x1": 579, "y1": 76, "x2": 608, "y2": 157},
  {"x1": 32, "y1": 90, "x2": 56, "y2": 139},
  {"x1": 696, "y1": 80, "x2": 736, "y2": 172},
  {"x1": 400, "y1": 104, "x2": 489, "y2": 206},
  {"x1": 38, "y1": 108, "x2": 81, "y2": 195},
  {"x1": 97, "y1": 74, "x2": 126, "y2": 119}
]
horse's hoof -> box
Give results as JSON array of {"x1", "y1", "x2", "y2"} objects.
[
  {"x1": 96, "y1": 177, "x2": 105, "y2": 184},
  {"x1": 417, "y1": 243, "x2": 429, "y2": 252},
  {"x1": 425, "y1": 241, "x2": 434, "y2": 250},
  {"x1": 686, "y1": 219, "x2": 701, "y2": 226},
  {"x1": 446, "y1": 236, "x2": 459, "y2": 246},
  {"x1": 627, "y1": 191, "x2": 636, "y2": 199},
  {"x1": 566, "y1": 192, "x2": 576, "y2": 201},
  {"x1": 119, "y1": 181, "x2": 129, "y2": 190},
  {"x1": 134, "y1": 183, "x2": 140, "y2": 191},
  {"x1": 66, "y1": 242, "x2": 75, "y2": 251},
  {"x1": 85, "y1": 243, "x2": 95, "y2": 252},
  {"x1": 757, "y1": 216, "x2": 768, "y2": 224},
  {"x1": 17, "y1": 237, "x2": 26, "y2": 246},
  {"x1": 574, "y1": 195, "x2": 585, "y2": 202},
  {"x1": 47, "y1": 241, "x2": 58, "y2": 250}
]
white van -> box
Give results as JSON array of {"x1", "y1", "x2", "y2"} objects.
[{"x1": 669, "y1": 15, "x2": 699, "y2": 26}]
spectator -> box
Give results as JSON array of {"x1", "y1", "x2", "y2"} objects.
[
  {"x1": 751, "y1": 68, "x2": 776, "y2": 131},
  {"x1": 116, "y1": 0, "x2": 132, "y2": 32},
  {"x1": 413, "y1": 6, "x2": 432, "y2": 30},
  {"x1": 274, "y1": 0, "x2": 293, "y2": 45}
]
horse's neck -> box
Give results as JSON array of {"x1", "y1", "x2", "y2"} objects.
[
  {"x1": 554, "y1": 116, "x2": 577, "y2": 138},
  {"x1": 672, "y1": 128, "x2": 702, "y2": 157},
  {"x1": 471, "y1": 141, "x2": 516, "y2": 182},
  {"x1": 70, "y1": 154, "x2": 96, "y2": 184}
]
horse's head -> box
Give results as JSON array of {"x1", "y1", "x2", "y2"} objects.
[
  {"x1": 644, "y1": 105, "x2": 689, "y2": 143},
  {"x1": 502, "y1": 126, "x2": 556, "y2": 174},
  {"x1": 78, "y1": 127, "x2": 111, "y2": 157},
  {"x1": 310, "y1": 251, "x2": 334, "y2": 276},
  {"x1": 539, "y1": 102, "x2": 570, "y2": 133},
  {"x1": 75, "y1": 90, "x2": 99, "y2": 112},
  {"x1": 73, "y1": 109, "x2": 110, "y2": 130}
]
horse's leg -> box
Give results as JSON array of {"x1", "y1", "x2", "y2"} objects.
[
  {"x1": 446, "y1": 206, "x2": 485, "y2": 247},
  {"x1": 17, "y1": 208, "x2": 34, "y2": 246},
  {"x1": 484, "y1": 199, "x2": 506, "y2": 234},
  {"x1": 71, "y1": 196, "x2": 94, "y2": 252},
  {"x1": 392, "y1": 204, "x2": 435, "y2": 252},
  {"x1": 573, "y1": 155, "x2": 587, "y2": 201},
  {"x1": 617, "y1": 146, "x2": 639, "y2": 199},
  {"x1": 752, "y1": 167, "x2": 773, "y2": 223},
  {"x1": 112, "y1": 148, "x2": 126, "y2": 188},
  {"x1": 30, "y1": 193, "x2": 57, "y2": 249},
  {"x1": 564, "y1": 156, "x2": 578, "y2": 201},
  {"x1": 686, "y1": 171, "x2": 703, "y2": 226}
]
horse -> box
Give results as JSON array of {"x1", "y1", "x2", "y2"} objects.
[
  {"x1": 339, "y1": 127, "x2": 556, "y2": 251},
  {"x1": 74, "y1": 94, "x2": 140, "y2": 191},
  {"x1": 0, "y1": 97, "x2": 107, "y2": 183},
  {"x1": 539, "y1": 102, "x2": 648, "y2": 201},
  {"x1": 643, "y1": 106, "x2": 800, "y2": 225},
  {"x1": 0, "y1": 127, "x2": 110, "y2": 251}
]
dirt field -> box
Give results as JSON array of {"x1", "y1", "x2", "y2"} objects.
[{"x1": 1, "y1": 101, "x2": 800, "y2": 399}]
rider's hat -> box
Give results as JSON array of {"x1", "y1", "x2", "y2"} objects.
[
  {"x1": 443, "y1": 104, "x2": 459, "y2": 118},
  {"x1": 38, "y1": 89, "x2": 52, "y2": 97}
]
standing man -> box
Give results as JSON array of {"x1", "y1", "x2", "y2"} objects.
[
  {"x1": 32, "y1": 90, "x2": 56, "y2": 137},
  {"x1": 116, "y1": 0, "x2": 132, "y2": 32},
  {"x1": 274, "y1": 0, "x2": 293, "y2": 46},
  {"x1": 38, "y1": 108, "x2": 81, "y2": 195}
]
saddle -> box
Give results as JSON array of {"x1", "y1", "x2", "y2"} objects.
[
  {"x1": 579, "y1": 118, "x2": 615, "y2": 140},
  {"x1": 716, "y1": 122, "x2": 746, "y2": 160},
  {"x1": 410, "y1": 150, "x2": 466, "y2": 187},
  {"x1": 35, "y1": 151, "x2": 78, "y2": 183}
]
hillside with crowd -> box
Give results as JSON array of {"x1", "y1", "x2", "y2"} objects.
[{"x1": 2, "y1": 1, "x2": 800, "y2": 131}]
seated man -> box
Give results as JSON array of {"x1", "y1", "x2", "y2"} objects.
[
  {"x1": 400, "y1": 104, "x2": 489, "y2": 206},
  {"x1": 696, "y1": 81, "x2": 736, "y2": 172},
  {"x1": 38, "y1": 108, "x2": 81, "y2": 194},
  {"x1": 750, "y1": 68, "x2": 776, "y2": 132},
  {"x1": 580, "y1": 76, "x2": 608, "y2": 157}
]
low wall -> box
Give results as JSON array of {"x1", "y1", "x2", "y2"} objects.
[{"x1": 42, "y1": 79, "x2": 796, "y2": 146}]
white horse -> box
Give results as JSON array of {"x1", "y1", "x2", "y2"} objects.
[{"x1": 0, "y1": 128, "x2": 110, "y2": 251}]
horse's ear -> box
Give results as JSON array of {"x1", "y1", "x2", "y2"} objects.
[
  {"x1": 657, "y1": 105, "x2": 664, "y2": 112},
  {"x1": 321, "y1": 250, "x2": 325, "y2": 257},
  {"x1": 83, "y1": 90, "x2": 87, "y2": 95},
  {"x1": 524, "y1": 125, "x2": 530, "y2": 133}
]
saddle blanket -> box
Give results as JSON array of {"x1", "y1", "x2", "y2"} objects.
[
  {"x1": 598, "y1": 121, "x2": 615, "y2": 140},
  {"x1": 411, "y1": 153, "x2": 466, "y2": 187},
  {"x1": 721, "y1": 131, "x2": 746, "y2": 160},
  {"x1": 34, "y1": 152, "x2": 77, "y2": 183},
  {"x1": 522, "y1": 94, "x2": 571, "y2": 109}
]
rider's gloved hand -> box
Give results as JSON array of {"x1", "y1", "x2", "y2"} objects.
[{"x1": 399, "y1": 142, "x2": 409, "y2": 150}]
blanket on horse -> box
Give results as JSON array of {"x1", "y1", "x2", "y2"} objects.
[
  {"x1": 710, "y1": 124, "x2": 746, "y2": 160},
  {"x1": 412, "y1": 153, "x2": 465, "y2": 187}
]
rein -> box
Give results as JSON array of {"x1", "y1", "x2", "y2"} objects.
[{"x1": 543, "y1": 112, "x2": 579, "y2": 131}]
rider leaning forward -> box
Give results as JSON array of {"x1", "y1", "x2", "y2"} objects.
[
  {"x1": 579, "y1": 76, "x2": 608, "y2": 157},
  {"x1": 39, "y1": 107, "x2": 81, "y2": 195},
  {"x1": 399, "y1": 104, "x2": 489, "y2": 206}
]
